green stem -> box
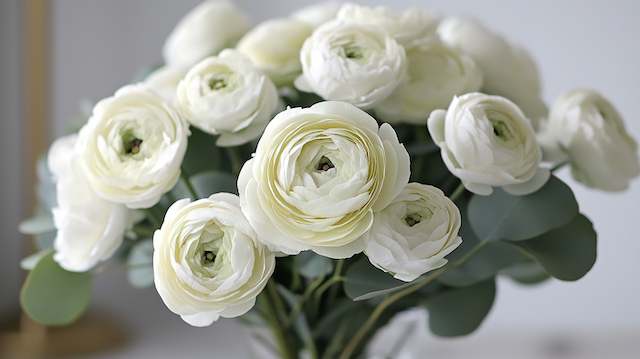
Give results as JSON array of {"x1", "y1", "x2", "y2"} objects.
[
  {"x1": 449, "y1": 182, "x2": 466, "y2": 202},
  {"x1": 313, "y1": 276, "x2": 344, "y2": 302},
  {"x1": 180, "y1": 167, "x2": 199, "y2": 199},
  {"x1": 338, "y1": 240, "x2": 488, "y2": 359},
  {"x1": 551, "y1": 160, "x2": 569, "y2": 173},
  {"x1": 143, "y1": 208, "x2": 162, "y2": 227},
  {"x1": 326, "y1": 259, "x2": 345, "y2": 305},
  {"x1": 262, "y1": 283, "x2": 296, "y2": 359},
  {"x1": 291, "y1": 257, "x2": 302, "y2": 292},
  {"x1": 286, "y1": 276, "x2": 324, "y2": 327},
  {"x1": 226, "y1": 147, "x2": 244, "y2": 176}
]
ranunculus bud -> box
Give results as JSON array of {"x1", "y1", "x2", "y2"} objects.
[
  {"x1": 428, "y1": 93, "x2": 549, "y2": 195},
  {"x1": 539, "y1": 89, "x2": 640, "y2": 191}
]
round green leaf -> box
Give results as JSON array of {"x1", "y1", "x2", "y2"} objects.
[
  {"x1": 425, "y1": 279, "x2": 496, "y2": 337},
  {"x1": 502, "y1": 261, "x2": 551, "y2": 285},
  {"x1": 297, "y1": 252, "x2": 333, "y2": 279},
  {"x1": 190, "y1": 171, "x2": 238, "y2": 197},
  {"x1": 127, "y1": 239, "x2": 154, "y2": 288},
  {"x1": 181, "y1": 128, "x2": 228, "y2": 175},
  {"x1": 343, "y1": 257, "x2": 412, "y2": 301},
  {"x1": 439, "y1": 241, "x2": 529, "y2": 287},
  {"x1": 508, "y1": 214, "x2": 597, "y2": 281},
  {"x1": 19, "y1": 214, "x2": 55, "y2": 235},
  {"x1": 20, "y1": 252, "x2": 92, "y2": 326},
  {"x1": 468, "y1": 175, "x2": 578, "y2": 241}
]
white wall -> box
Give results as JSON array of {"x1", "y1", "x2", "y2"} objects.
[{"x1": 48, "y1": 0, "x2": 640, "y2": 357}]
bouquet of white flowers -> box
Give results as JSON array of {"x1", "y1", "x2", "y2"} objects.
[{"x1": 19, "y1": 1, "x2": 639, "y2": 358}]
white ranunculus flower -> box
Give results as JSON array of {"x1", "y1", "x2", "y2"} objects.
[
  {"x1": 539, "y1": 89, "x2": 640, "y2": 191},
  {"x1": 78, "y1": 84, "x2": 190, "y2": 209},
  {"x1": 237, "y1": 18, "x2": 313, "y2": 87},
  {"x1": 48, "y1": 134, "x2": 129, "y2": 272},
  {"x1": 238, "y1": 101, "x2": 410, "y2": 258},
  {"x1": 153, "y1": 193, "x2": 275, "y2": 327},
  {"x1": 163, "y1": 0, "x2": 250, "y2": 68},
  {"x1": 176, "y1": 50, "x2": 279, "y2": 147},
  {"x1": 365, "y1": 183, "x2": 462, "y2": 282},
  {"x1": 145, "y1": 66, "x2": 187, "y2": 104},
  {"x1": 295, "y1": 20, "x2": 407, "y2": 109},
  {"x1": 291, "y1": 2, "x2": 342, "y2": 28},
  {"x1": 337, "y1": 3, "x2": 440, "y2": 48},
  {"x1": 375, "y1": 42, "x2": 482, "y2": 125},
  {"x1": 428, "y1": 93, "x2": 549, "y2": 196},
  {"x1": 438, "y1": 17, "x2": 547, "y2": 126}
]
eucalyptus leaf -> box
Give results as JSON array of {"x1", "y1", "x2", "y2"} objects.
[
  {"x1": 468, "y1": 175, "x2": 578, "y2": 242},
  {"x1": 19, "y1": 214, "x2": 55, "y2": 235},
  {"x1": 190, "y1": 171, "x2": 238, "y2": 197},
  {"x1": 508, "y1": 214, "x2": 596, "y2": 281},
  {"x1": 35, "y1": 231, "x2": 56, "y2": 250},
  {"x1": 343, "y1": 257, "x2": 412, "y2": 301},
  {"x1": 36, "y1": 157, "x2": 57, "y2": 209},
  {"x1": 182, "y1": 128, "x2": 228, "y2": 175},
  {"x1": 297, "y1": 252, "x2": 333, "y2": 279},
  {"x1": 439, "y1": 241, "x2": 529, "y2": 287},
  {"x1": 20, "y1": 250, "x2": 50, "y2": 270},
  {"x1": 502, "y1": 261, "x2": 551, "y2": 285},
  {"x1": 425, "y1": 279, "x2": 496, "y2": 337},
  {"x1": 127, "y1": 239, "x2": 154, "y2": 288},
  {"x1": 20, "y1": 252, "x2": 92, "y2": 326}
]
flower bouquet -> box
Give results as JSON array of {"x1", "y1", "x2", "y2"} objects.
[{"x1": 19, "y1": 1, "x2": 639, "y2": 358}]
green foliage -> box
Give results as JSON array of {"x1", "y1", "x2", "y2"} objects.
[
  {"x1": 182, "y1": 128, "x2": 229, "y2": 175},
  {"x1": 190, "y1": 171, "x2": 238, "y2": 197},
  {"x1": 297, "y1": 252, "x2": 333, "y2": 279},
  {"x1": 343, "y1": 257, "x2": 412, "y2": 301},
  {"x1": 509, "y1": 214, "x2": 597, "y2": 281},
  {"x1": 468, "y1": 175, "x2": 579, "y2": 242},
  {"x1": 502, "y1": 261, "x2": 550, "y2": 285},
  {"x1": 20, "y1": 252, "x2": 92, "y2": 326},
  {"x1": 425, "y1": 279, "x2": 496, "y2": 337},
  {"x1": 127, "y1": 239, "x2": 154, "y2": 288}
]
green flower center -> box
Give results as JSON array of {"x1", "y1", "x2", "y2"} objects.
[
  {"x1": 122, "y1": 131, "x2": 143, "y2": 155},
  {"x1": 491, "y1": 119, "x2": 513, "y2": 141},
  {"x1": 201, "y1": 250, "x2": 216, "y2": 266},
  {"x1": 404, "y1": 213, "x2": 423, "y2": 227},
  {"x1": 316, "y1": 156, "x2": 335, "y2": 172},
  {"x1": 343, "y1": 44, "x2": 364, "y2": 60},
  {"x1": 208, "y1": 77, "x2": 228, "y2": 91}
]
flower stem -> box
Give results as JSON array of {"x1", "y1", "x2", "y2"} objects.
[
  {"x1": 338, "y1": 240, "x2": 488, "y2": 359},
  {"x1": 551, "y1": 160, "x2": 569, "y2": 173},
  {"x1": 449, "y1": 182, "x2": 466, "y2": 202},
  {"x1": 226, "y1": 147, "x2": 244, "y2": 176},
  {"x1": 180, "y1": 166, "x2": 198, "y2": 199},
  {"x1": 262, "y1": 281, "x2": 296, "y2": 359}
]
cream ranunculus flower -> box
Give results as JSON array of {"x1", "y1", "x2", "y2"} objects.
[
  {"x1": 163, "y1": 0, "x2": 250, "y2": 68},
  {"x1": 539, "y1": 89, "x2": 640, "y2": 191},
  {"x1": 238, "y1": 101, "x2": 410, "y2": 259},
  {"x1": 145, "y1": 66, "x2": 187, "y2": 104},
  {"x1": 375, "y1": 41, "x2": 482, "y2": 125},
  {"x1": 337, "y1": 3, "x2": 440, "y2": 49},
  {"x1": 48, "y1": 134, "x2": 129, "y2": 272},
  {"x1": 295, "y1": 20, "x2": 407, "y2": 109},
  {"x1": 291, "y1": 2, "x2": 342, "y2": 28},
  {"x1": 176, "y1": 49, "x2": 279, "y2": 147},
  {"x1": 365, "y1": 183, "x2": 462, "y2": 282},
  {"x1": 78, "y1": 84, "x2": 190, "y2": 209},
  {"x1": 237, "y1": 18, "x2": 313, "y2": 87},
  {"x1": 438, "y1": 17, "x2": 547, "y2": 126},
  {"x1": 428, "y1": 93, "x2": 549, "y2": 196},
  {"x1": 153, "y1": 193, "x2": 275, "y2": 327}
]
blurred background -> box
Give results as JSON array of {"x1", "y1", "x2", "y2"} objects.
[{"x1": 1, "y1": 0, "x2": 639, "y2": 358}]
